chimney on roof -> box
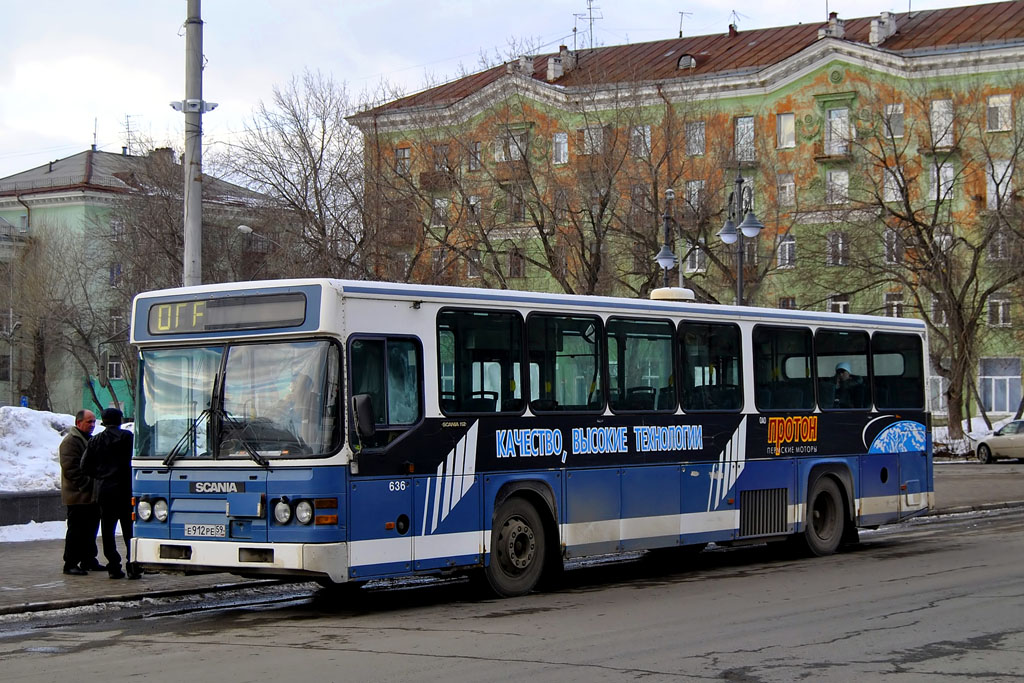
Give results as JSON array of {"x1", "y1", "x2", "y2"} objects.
[
  {"x1": 728, "y1": 23, "x2": 738, "y2": 37},
  {"x1": 869, "y1": 11, "x2": 898, "y2": 46},
  {"x1": 149, "y1": 147, "x2": 175, "y2": 166},
  {"x1": 818, "y1": 11, "x2": 845, "y2": 40},
  {"x1": 559, "y1": 45, "x2": 577, "y2": 72},
  {"x1": 122, "y1": 146, "x2": 128, "y2": 156},
  {"x1": 546, "y1": 56, "x2": 564, "y2": 82},
  {"x1": 506, "y1": 55, "x2": 534, "y2": 76}
]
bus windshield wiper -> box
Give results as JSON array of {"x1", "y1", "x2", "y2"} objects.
[
  {"x1": 218, "y1": 410, "x2": 270, "y2": 468},
  {"x1": 163, "y1": 408, "x2": 212, "y2": 467}
]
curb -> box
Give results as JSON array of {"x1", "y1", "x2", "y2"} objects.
[
  {"x1": 931, "y1": 500, "x2": 1024, "y2": 515},
  {"x1": 0, "y1": 578, "x2": 283, "y2": 617}
]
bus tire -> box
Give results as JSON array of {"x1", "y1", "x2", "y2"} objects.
[
  {"x1": 978, "y1": 444, "x2": 994, "y2": 464},
  {"x1": 485, "y1": 497, "x2": 547, "y2": 597},
  {"x1": 802, "y1": 476, "x2": 844, "y2": 557}
]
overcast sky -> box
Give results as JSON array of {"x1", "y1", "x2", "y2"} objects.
[{"x1": 0, "y1": 0, "x2": 985, "y2": 178}]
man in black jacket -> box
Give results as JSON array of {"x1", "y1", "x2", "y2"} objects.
[
  {"x1": 59, "y1": 409, "x2": 100, "y2": 575},
  {"x1": 82, "y1": 408, "x2": 139, "y2": 579}
]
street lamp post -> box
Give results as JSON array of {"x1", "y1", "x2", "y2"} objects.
[
  {"x1": 716, "y1": 173, "x2": 764, "y2": 305},
  {"x1": 237, "y1": 225, "x2": 281, "y2": 279},
  {"x1": 654, "y1": 188, "x2": 677, "y2": 287}
]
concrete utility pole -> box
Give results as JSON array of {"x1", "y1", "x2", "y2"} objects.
[{"x1": 173, "y1": 0, "x2": 217, "y2": 287}]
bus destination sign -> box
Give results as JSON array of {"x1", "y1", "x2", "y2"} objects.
[{"x1": 147, "y1": 292, "x2": 307, "y2": 335}]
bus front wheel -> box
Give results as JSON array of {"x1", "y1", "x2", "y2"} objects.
[
  {"x1": 801, "y1": 477, "x2": 844, "y2": 557},
  {"x1": 485, "y1": 498, "x2": 547, "y2": 597}
]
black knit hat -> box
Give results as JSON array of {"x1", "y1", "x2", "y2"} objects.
[{"x1": 101, "y1": 408, "x2": 123, "y2": 426}]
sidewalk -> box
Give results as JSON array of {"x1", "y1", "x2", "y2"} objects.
[
  {"x1": 0, "y1": 537, "x2": 273, "y2": 616},
  {"x1": 1, "y1": 464, "x2": 1021, "y2": 616}
]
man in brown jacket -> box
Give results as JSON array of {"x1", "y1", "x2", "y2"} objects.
[{"x1": 60, "y1": 409, "x2": 101, "y2": 575}]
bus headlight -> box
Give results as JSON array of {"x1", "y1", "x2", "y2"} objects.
[
  {"x1": 274, "y1": 500, "x2": 292, "y2": 524},
  {"x1": 295, "y1": 500, "x2": 314, "y2": 525},
  {"x1": 153, "y1": 499, "x2": 169, "y2": 522},
  {"x1": 137, "y1": 500, "x2": 153, "y2": 521}
]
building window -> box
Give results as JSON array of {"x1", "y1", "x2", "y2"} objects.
[
  {"x1": 432, "y1": 144, "x2": 450, "y2": 172},
  {"x1": 930, "y1": 162, "x2": 955, "y2": 201},
  {"x1": 987, "y1": 160, "x2": 1012, "y2": 210},
  {"x1": 0, "y1": 355, "x2": 9, "y2": 383},
  {"x1": 883, "y1": 167, "x2": 903, "y2": 202},
  {"x1": 508, "y1": 190, "x2": 525, "y2": 222},
  {"x1": 553, "y1": 132, "x2": 568, "y2": 165},
  {"x1": 579, "y1": 126, "x2": 605, "y2": 156},
  {"x1": 988, "y1": 293, "x2": 1011, "y2": 327},
  {"x1": 495, "y1": 131, "x2": 528, "y2": 162},
  {"x1": 776, "y1": 113, "x2": 795, "y2": 149},
  {"x1": 884, "y1": 103, "x2": 904, "y2": 138},
  {"x1": 932, "y1": 296, "x2": 949, "y2": 327},
  {"x1": 110, "y1": 218, "x2": 125, "y2": 242},
  {"x1": 826, "y1": 231, "x2": 848, "y2": 266},
  {"x1": 685, "y1": 179, "x2": 705, "y2": 214},
  {"x1": 827, "y1": 294, "x2": 850, "y2": 314},
  {"x1": 987, "y1": 94, "x2": 1012, "y2": 132},
  {"x1": 109, "y1": 263, "x2": 123, "y2": 287},
  {"x1": 826, "y1": 169, "x2": 848, "y2": 204},
  {"x1": 777, "y1": 234, "x2": 795, "y2": 269},
  {"x1": 989, "y1": 229, "x2": 1009, "y2": 261},
  {"x1": 778, "y1": 297, "x2": 796, "y2": 310},
  {"x1": 431, "y1": 198, "x2": 449, "y2": 227},
  {"x1": 394, "y1": 147, "x2": 411, "y2": 175},
  {"x1": 469, "y1": 141, "x2": 482, "y2": 171},
  {"x1": 553, "y1": 188, "x2": 570, "y2": 224},
  {"x1": 778, "y1": 173, "x2": 795, "y2": 207},
  {"x1": 508, "y1": 248, "x2": 525, "y2": 278},
  {"x1": 466, "y1": 249, "x2": 480, "y2": 279},
  {"x1": 884, "y1": 228, "x2": 903, "y2": 264},
  {"x1": 686, "y1": 121, "x2": 705, "y2": 156},
  {"x1": 466, "y1": 195, "x2": 482, "y2": 224},
  {"x1": 884, "y1": 292, "x2": 904, "y2": 317},
  {"x1": 930, "y1": 99, "x2": 954, "y2": 148},
  {"x1": 110, "y1": 310, "x2": 126, "y2": 337},
  {"x1": 685, "y1": 239, "x2": 707, "y2": 273},
  {"x1": 825, "y1": 108, "x2": 850, "y2": 155},
  {"x1": 979, "y1": 357, "x2": 1022, "y2": 414},
  {"x1": 630, "y1": 125, "x2": 651, "y2": 158},
  {"x1": 734, "y1": 116, "x2": 754, "y2": 161},
  {"x1": 106, "y1": 355, "x2": 124, "y2": 381}
]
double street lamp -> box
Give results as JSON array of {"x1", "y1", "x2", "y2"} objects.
[
  {"x1": 654, "y1": 188, "x2": 677, "y2": 287},
  {"x1": 716, "y1": 173, "x2": 763, "y2": 305}
]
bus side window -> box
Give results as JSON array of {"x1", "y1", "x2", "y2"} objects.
[
  {"x1": 680, "y1": 321, "x2": 742, "y2": 412},
  {"x1": 437, "y1": 309, "x2": 524, "y2": 414},
  {"x1": 527, "y1": 313, "x2": 604, "y2": 412},
  {"x1": 348, "y1": 336, "x2": 423, "y2": 449},
  {"x1": 872, "y1": 332, "x2": 925, "y2": 409},
  {"x1": 607, "y1": 317, "x2": 675, "y2": 413},
  {"x1": 753, "y1": 326, "x2": 814, "y2": 411}
]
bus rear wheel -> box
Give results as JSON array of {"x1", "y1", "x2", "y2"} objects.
[
  {"x1": 801, "y1": 477, "x2": 844, "y2": 557},
  {"x1": 485, "y1": 498, "x2": 547, "y2": 597}
]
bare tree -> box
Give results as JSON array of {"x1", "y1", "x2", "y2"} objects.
[{"x1": 227, "y1": 70, "x2": 369, "y2": 279}]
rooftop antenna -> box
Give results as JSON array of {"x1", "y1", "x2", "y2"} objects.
[
  {"x1": 573, "y1": 12, "x2": 586, "y2": 51},
  {"x1": 92, "y1": 118, "x2": 98, "y2": 152},
  {"x1": 122, "y1": 114, "x2": 140, "y2": 155},
  {"x1": 678, "y1": 10, "x2": 692, "y2": 38},
  {"x1": 585, "y1": 0, "x2": 602, "y2": 49},
  {"x1": 731, "y1": 10, "x2": 742, "y2": 28}
]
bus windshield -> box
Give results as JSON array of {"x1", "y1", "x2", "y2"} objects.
[{"x1": 136, "y1": 341, "x2": 342, "y2": 460}]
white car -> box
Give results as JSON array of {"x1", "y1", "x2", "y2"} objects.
[{"x1": 976, "y1": 420, "x2": 1024, "y2": 464}]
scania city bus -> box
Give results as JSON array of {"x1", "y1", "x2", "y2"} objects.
[{"x1": 130, "y1": 279, "x2": 932, "y2": 596}]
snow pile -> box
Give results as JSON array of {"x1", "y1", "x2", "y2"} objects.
[{"x1": 0, "y1": 406, "x2": 74, "y2": 492}]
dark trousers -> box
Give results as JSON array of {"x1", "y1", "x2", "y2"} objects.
[
  {"x1": 98, "y1": 495, "x2": 133, "y2": 571},
  {"x1": 63, "y1": 503, "x2": 100, "y2": 570}
]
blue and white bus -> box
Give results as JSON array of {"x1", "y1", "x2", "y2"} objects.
[{"x1": 130, "y1": 279, "x2": 932, "y2": 596}]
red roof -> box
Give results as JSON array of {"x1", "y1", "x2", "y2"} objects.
[{"x1": 361, "y1": 2, "x2": 1024, "y2": 116}]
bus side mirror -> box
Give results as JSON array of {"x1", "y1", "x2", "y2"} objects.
[{"x1": 352, "y1": 394, "x2": 376, "y2": 440}]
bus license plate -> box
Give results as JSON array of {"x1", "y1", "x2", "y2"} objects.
[{"x1": 185, "y1": 524, "x2": 226, "y2": 538}]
